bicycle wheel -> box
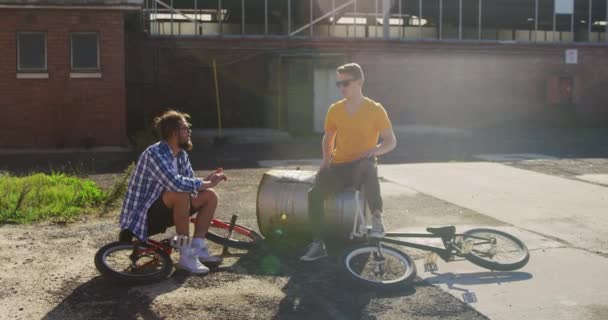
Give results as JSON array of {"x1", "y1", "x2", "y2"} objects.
[
  {"x1": 462, "y1": 228, "x2": 530, "y2": 271},
  {"x1": 340, "y1": 243, "x2": 417, "y2": 290},
  {"x1": 94, "y1": 242, "x2": 173, "y2": 284},
  {"x1": 205, "y1": 219, "x2": 263, "y2": 250}
]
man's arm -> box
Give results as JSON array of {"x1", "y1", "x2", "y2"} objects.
[
  {"x1": 375, "y1": 127, "x2": 397, "y2": 156},
  {"x1": 360, "y1": 127, "x2": 397, "y2": 159},
  {"x1": 148, "y1": 151, "x2": 203, "y2": 193},
  {"x1": 320, "y1": 129, "x2": 337, "y2": 170}
]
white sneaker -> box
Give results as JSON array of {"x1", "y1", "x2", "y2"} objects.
[
  {"x1": 299, "y1": 240, "x2": 328, "y2": 262},
  {"x1": 191, "y1": 238, "x2": 222, "y2": 264},
  {"x1": 370, "y1": 214, "x2": 386, "y2": 238},
  {"x1": 175, "y1": 246, "x2": 210, "y2": 275}
]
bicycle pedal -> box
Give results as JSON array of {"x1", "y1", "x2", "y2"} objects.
[
  {"x1": 425, "y1": 252, "x2": 439, "y2": 264},
  {"x1": 463, "y1": 240, "x2": 475, "y2": 254},
  {"x1": 424, "y1": 263, "x2": 438, "y2": 272}
]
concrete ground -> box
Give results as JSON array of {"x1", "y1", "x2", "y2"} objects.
[{"x1": 380, "y1": 163, "x2": 608, "y2": 320}]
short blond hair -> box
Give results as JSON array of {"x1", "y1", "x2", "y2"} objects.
[{"x1": 337, "y1": 63, "x2": 364, "y2": 81}]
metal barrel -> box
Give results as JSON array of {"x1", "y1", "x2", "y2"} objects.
[{"x1": 256, "y1": 169, "x2": 365, "y2": 239}]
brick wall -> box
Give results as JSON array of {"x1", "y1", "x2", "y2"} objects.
[{"x1": 0, "y1": 9, "x2": 128, "y2": 148}]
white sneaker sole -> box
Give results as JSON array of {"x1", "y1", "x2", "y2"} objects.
[
  {"x1": 299, "y1": 253, "x2": 328, "y2": 262},
  {"x1": 175, "y1": 263, "x2": 210, "y2": 275},
  {"x1": 369, "y1": 231, "x2": 386, "y2": 238},
  {"x1": 198, "y1": 257, "x2": 222, "y2": 265}
]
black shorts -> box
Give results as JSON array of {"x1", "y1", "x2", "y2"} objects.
[{"x1": 147, "y1": 195, "x2": 198, "y2": 236}]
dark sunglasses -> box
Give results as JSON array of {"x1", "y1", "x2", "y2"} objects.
[{"x1": 335, "y1": 78, "x2": 358, "y2": 88}]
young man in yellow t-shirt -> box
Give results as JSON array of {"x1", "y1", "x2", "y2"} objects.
[{"x1": 301, "y1": 63, "x2": 397, "y2": 261}]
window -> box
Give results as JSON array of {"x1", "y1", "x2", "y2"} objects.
[
  {"x1": 71, "y1": 33, "x2": 99, "y2": 70},
  {"x1": 17, "y1": 32, "x2": 46, "y2": 71}
]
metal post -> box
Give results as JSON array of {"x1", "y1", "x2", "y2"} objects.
[
  {"x1": 170, "y1": 0, "x2": 174, "y2": 35},
  {"x1": 478, "y1": 0, "x2": 482, "y2": 40},
  {"x1": 535, "y1": 0, "x2": 538, "y2": 41},
  {"x1": 383, "y1": 0, "x2": 390, "y2": 39},
  {"x1": 219, "y1": 0, "x2": 223, "y2": 36},
  {"x1": 242, "y1": 0, "x2": 245, "y2": 35},
  {"x1": 459, "y1": 0, "x2": 462, "y2": 40},
  {"x1": 376, "y1": 0, "x2": 379, "y2": 38},
  {"x1": 419, "y1": 0, "x2": 423, "y2": 39},
  {"x1": 153, "y1": 0, "x2": 157, "y2": 35},
  {"x1": 553, "y1": 2, "x2": 556, "y2": 34},
  {"x1": 571, "y1": 11, "x2": 574, "y2": 38},
  {"x1": 589, "y1": 0, "x2": 593, "y2": 41},
  {"x1": 265, "y1": 0, "x2": 268, "y2": 35},
  {"x1": 439, "y1": 0, "x2": 443, "y2": 39},
  {"x1": 310, "y1": 0, "x2": 313, "y2": 37},
  {"x1": 195, "y1": 0, "x2": 198, "y2": 35},
  {"x1": 288, "y1": 0, "x2": 291, "y2": 36},
  {"x1": 354, "y1": 0, "x2": 357, "y2": 38},
  {"x1": 332, "y1": 0, "x2": 336, "y2": 37},
  {"x1": 399, "y1": 0, "x2": 403, "y2": 39}
]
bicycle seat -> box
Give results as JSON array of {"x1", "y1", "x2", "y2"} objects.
[{"x1": 426, "y1": 226, "x2": 456, "y2": 238}]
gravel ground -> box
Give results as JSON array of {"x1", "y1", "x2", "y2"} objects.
[{"x1": 0, "y1": 168, "x2": 492, "y2": 320}]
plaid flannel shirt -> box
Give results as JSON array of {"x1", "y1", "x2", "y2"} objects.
[{"x1": 119, "y1": 141, "x2": 202, "y2": 240}]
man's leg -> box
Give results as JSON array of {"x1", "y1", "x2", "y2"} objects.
[
  {"x1": 301, "y1": 166, "x2": 349, "y2": 261},
  {"x1": 162, "y1": 191, "x2": 209, "y2": 274},
  {"x1": 354, "y1": 158, "x2": 385, "y2": 237},
  {"x1": 190, "y1": 189, "x2": 222, "y2": 264},
  {"x1": 162, "y1": 191, "x2": 192, "y2": 235},
  {"x1": 308, "y1": 168, "x2": 344, "y2": 241},
  {"x1": 191, "y1": 189, "x2": 219, "y2": 239}
]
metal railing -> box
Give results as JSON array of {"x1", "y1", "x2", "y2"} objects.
[{"x1": 142, "y1": 0, "x2": 608, "y2": 45}]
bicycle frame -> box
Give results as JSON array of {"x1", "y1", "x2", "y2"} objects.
[
  {"x1": 350, "y1": 191, "x2": 495, "y2": 262},
  {"x1": 127, "y1": 217, "x2": 245, "y2": 265}
]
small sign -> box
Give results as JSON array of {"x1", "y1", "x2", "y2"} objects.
[{"x1": 565, "y1": 49, "x2": 578, "y2": 64}]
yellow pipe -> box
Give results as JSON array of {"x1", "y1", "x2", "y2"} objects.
[
  {"x1": 213, "y1": 59, "x2": 222, "y2": 138},
  {"x1": 277, "y1": 57, "x2": 282, "y2": 130}
]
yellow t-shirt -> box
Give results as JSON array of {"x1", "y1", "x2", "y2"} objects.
[{"x1": 325, "y1": 97, "x2": 392, "y2": 164}]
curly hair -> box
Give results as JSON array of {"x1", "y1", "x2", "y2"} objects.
[{"x1": 153, "y1": 109, "x2": 191, "y2": 140}]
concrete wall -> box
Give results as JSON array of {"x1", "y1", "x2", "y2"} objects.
[{"x1": 126, "y1": 37, "x2": 608, "y2": 132}]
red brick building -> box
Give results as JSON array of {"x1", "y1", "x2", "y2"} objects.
[{"x1": 0, "y1": 0, "x2": 141, "y2": 148}]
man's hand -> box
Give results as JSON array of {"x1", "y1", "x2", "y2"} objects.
[
  {"x1": 205, "y1": 172, "x2": 226, "y2": 188},
  {"x1": 319, "y1": 159, "x2": 331, "y2": 173},
  {"x1": 358, "y1": 147, "x2": 378, "y2": 160}
]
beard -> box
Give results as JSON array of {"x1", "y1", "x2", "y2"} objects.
[{"x1": 179, "y1": 137, "x2": 193, "y2": 151}]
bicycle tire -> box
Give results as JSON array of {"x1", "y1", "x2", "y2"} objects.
[
  {"x1": 462, "y1": 228, "x2": 530, "y2": 271},
  {"x1": 94, "y1": 241, "x2": 173, "y2": 284},
  {"x1": 340, "y1": 243, "x2": 417, "y2": 290},
  {"x1": 205, "y1": 219, "x2": 263, "y2": 250}
]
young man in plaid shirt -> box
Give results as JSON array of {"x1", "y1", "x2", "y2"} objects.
[{"x1": 119, "y1": 110, "x2": 226, "y2": 274}]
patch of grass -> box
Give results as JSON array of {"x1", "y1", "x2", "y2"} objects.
[
  {"x1": 0, "y1": 172, "x2": 106, "y2": 224},
  {"x1": 102, "y1": 162, "x2": 135, "y2": 210}
]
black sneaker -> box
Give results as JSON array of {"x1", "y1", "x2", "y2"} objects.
[{"x1": 299, "y1": 240, "x2": 328, "y2": 261}]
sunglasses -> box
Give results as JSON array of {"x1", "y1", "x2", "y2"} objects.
[{"x1": 335, "y1": 78, "x2": 358, "y2": 88}]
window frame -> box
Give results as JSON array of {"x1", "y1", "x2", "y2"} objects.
[
  {"x1": 70, "y1": 32, "x2": 101, "y2": 72},
  {"x1": 16, "y1": 31, "x2": 48, "y2": 72}
]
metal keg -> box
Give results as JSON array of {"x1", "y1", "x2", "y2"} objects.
[{"x1": 256, "y1": 169, "x2": 365, "y2": 239}]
